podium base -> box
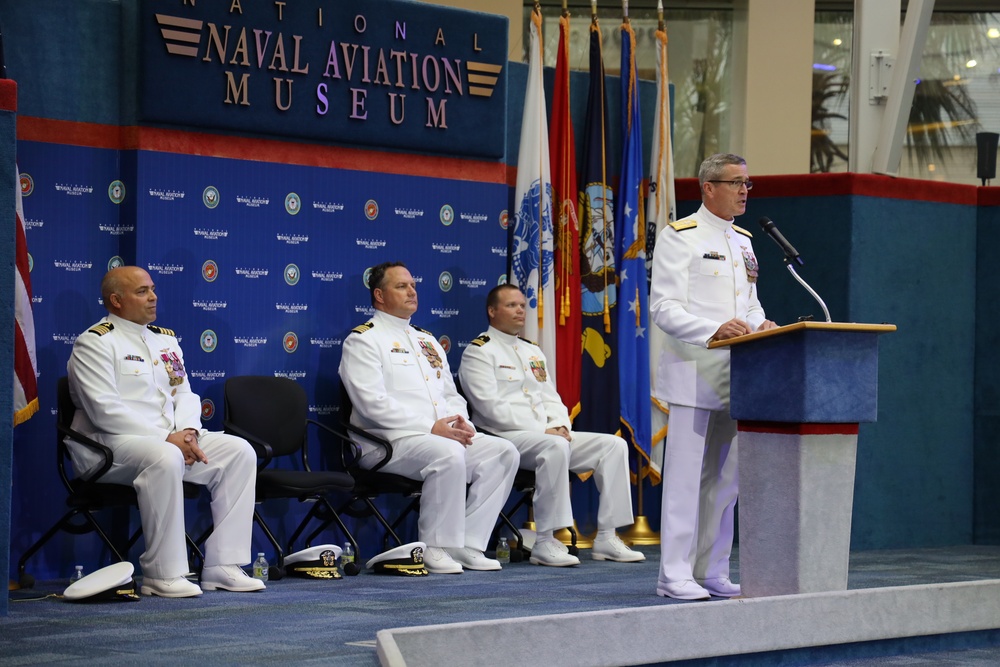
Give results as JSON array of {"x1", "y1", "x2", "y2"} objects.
[
  {"x1": 556, "y1": 524, "x2": 593, "y2": 549},
  {"x1": 618, "y1": 515, "x2": 660, "y2": 546}
]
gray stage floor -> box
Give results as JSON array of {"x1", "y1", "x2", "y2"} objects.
[{"x1": 3, "y1": 544, "x2": 1000, "y2": 666}]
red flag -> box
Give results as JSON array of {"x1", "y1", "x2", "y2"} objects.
[
  {"x1": 549, "y1": 11, "x2": 581, "y2": 416},
  {"x1": 14, "y1": 167, "x2": 39, "y2": 425}
]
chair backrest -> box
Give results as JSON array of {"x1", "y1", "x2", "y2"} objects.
[
  {"x1": 224, "y1": 376, "x2": 308, "y2": 459},
  {"x1": 56, "y1": 376, "x2": 76, "y2": 431}
]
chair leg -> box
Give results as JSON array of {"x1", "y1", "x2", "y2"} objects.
[
  {"x1": 384, "y1": 497, "x2": 421, "y2": 551},
  {"x1": 294, "y1": 498, "x2": 361, "y2": 565},
  {"x1": 18, "y1": 509, "x2": 128, "y2": 586}
]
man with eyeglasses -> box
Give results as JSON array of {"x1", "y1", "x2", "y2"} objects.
[{"x1": 649, "y1": 153, "x2": 777, "y2": 601}]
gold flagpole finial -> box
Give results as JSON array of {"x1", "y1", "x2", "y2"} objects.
[
  {"x1": 591, "y1": 0, "x2": 598, "y2": 19},
  {"x1": 657, "y1": 0, "x2": 664, "y2": 30},
  {"x1": 622, "y1": 0, "x2": 629, "y2": 21}
]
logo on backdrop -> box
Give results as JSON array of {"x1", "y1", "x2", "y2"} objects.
[
  {"x1": 362, "y1": 267, "x2": 373, "y2": 289},
  {"x1": 203, "y1": 260, "x2": 219, "y2": 282},
  {"x1": 201, "y1": 399, "x2": 215, "y2": 421},
  {"x1": 285, "y1": 264, "x2": 300, "y2": 285},
  {"x1": 438, "y1": 335, "x2": 452, "y2": 353},
  {"x1": 365, "y1": 199, "x2": 379, "y2": 221},
  {"x1": 432, "y1": 242, "x2": 460, "y2": 254},
  {"x1": 440, "y1": 204, "x2": 454, "y2": 226},
  {"x1": 284, "y1": 332, "x2": 299, "y2": 353},
  {"x1": 200, "y1": 330, "x2": 218, "y2": 353},
  {"x1": 460, "y1": 210, "x2": 488, "y2": 224},
  {"x1": 498, "y1": 274, "x2": 507, "y2": 286},
  {"x1": 108, "y1": 180, "x2": 126, "y2": 204},
  {"x1": 108, "y1": 256, "x2": 125, "y2": 271},
  {"x1": 203, "y1": 186, "x2": 220, "y2": 209},
  {"x1": 20, "y1": 173, "x2": 34, "y2": 197},
  {"x1": 499, "y1": 210, "x2": 508, "y2": 229},
  {"x1": 285, "y1": 193, "x2": 301, "y2": 215},
  {"x1": 438, "y1": 272, "x2": 453, "y2": 292}
]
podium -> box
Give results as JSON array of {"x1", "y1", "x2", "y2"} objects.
[{"x1": 710, "y1": 322, "x2": 895, "y2": 597}]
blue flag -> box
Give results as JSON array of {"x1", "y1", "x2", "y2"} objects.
[{"x1": 616, "y1": 21, "x2": 652, "y2": 468}]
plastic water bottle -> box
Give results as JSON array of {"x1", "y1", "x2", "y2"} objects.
[
  {"x1": 341, "y1": 542, "x2": 355, "y2": 568},
  {"x1": 496, "y1": 537, "x2": 510, "y2": 564},
  {"x1": 70, "y1": 565, "x2": 84, "y2": 583},
  {"x1": 252, "y1": 552, "x2": 269, "y2": 581}
]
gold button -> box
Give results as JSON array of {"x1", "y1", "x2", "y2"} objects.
[
  {"x1": 736, "y1": 290, "x2": 741, "y2": 296},
  {"x1": 714, "y1": 271, "x2": 719, "y2": 276},
  {"x1": 153, "y1": 359, "x2": 158, "y2": 365}
]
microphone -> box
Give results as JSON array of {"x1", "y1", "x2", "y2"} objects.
[{"x1": 758, "y1": 217, "x2": 804, "y2": 266}]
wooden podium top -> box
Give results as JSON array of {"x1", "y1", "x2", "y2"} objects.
[{"x1": 708, "y1": 321, "x2": 897, "y2": 349}]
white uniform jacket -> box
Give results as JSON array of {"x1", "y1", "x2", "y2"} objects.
[
  {"x1": 458, "y1": 326, "x2": 571, "y2": 433},
  {"x1": 339, "y1": 309, "x2": 473, "y2": 443},
  {"x1": 66, "y1": 313, "x2": 203, "y2": 476},
  {"x1": 649, "y1": 204, "x2": 768, "y2": 410}
]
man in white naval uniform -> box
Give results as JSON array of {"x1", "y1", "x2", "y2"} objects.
[
  {"x1": 338, "y1": 262, "x2": 520, "y2": 574},
  {"x1": 459, "y1": 284, "x2": 644, "y2": 566},
  {"x1": 650, "y1": 154, "x2": 777, "y2": 601},
  {"x1": 67, "y1": 266, "x2": 263, "y2": 598}
]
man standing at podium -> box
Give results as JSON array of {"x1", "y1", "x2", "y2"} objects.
[{"x1": 649, "y1": 153, "x2": 777, "y2": 600}]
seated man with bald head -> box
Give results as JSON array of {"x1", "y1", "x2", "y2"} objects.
[{"x1": 66, "y1": 266, "x2": 263, "y2": 598}]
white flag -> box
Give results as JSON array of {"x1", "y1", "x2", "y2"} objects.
[
  {"x1": 511, "y1": 8, "x2": 556, "y2": 383},
  {"x1": 646, "y1": 26, "x2": 677, "y2": 479}
]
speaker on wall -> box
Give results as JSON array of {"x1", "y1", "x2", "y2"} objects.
[{"x1": 976, "y1": 132, "x2": 998, "y2": 185}]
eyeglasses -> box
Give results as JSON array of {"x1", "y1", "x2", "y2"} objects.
[{"x1": 708, "y1": 179, "x2": 753, "y2": 191}]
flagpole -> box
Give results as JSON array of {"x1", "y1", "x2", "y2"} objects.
[{"x1": 619, "y1": 0, "x2": 662, "y2": 548}]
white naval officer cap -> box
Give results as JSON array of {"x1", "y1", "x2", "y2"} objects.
[
  {"x1": 63, "y1": 562, "x2": 140, "y2": 602},
  {"x1": 284, "y1": 544, "x2": 343, "y2": 579},
  {"x1": 365, "y1": 542, "x2": 429, "y2": 576}
]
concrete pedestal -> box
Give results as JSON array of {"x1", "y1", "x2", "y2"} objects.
[{"x1": 738, "y1": 424, "x2": 859, "y2": 597}]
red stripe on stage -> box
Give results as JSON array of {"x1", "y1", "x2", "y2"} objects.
[
  {"x1": 0, "y1": 80, "x2": 16, "y2": 112},
  {"x1": 737, "y1": 421, "x2": 860, "y2": 436},
  {"x1": 676, "y1": 172, "x2": 981, "y2": 205},
  {"x1": 18, "y1": 117, "x2": 508, "y2": 183}
]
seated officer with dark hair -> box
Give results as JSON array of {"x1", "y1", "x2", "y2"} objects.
[
  {"x1": 338, "y1": 261, "x2": 520, "y2": 574},
  {"x1": 67, "y1": 266, "x2": 263, "y2": 598},
  {"x1": 459, "y1": 284, "x2": 644, "y2": 566}
]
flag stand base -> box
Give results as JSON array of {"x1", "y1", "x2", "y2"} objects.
[
  {"x1": 556, "y1": 523, "x2": 593, "y2": 549},
  {"x1": 619, "y1": 515, "x2": 660, "y2": 546}
]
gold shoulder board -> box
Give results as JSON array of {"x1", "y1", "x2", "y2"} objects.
[
  {"x1": 352, "y1": 321, "x2": 374, "y2": 334},
  {"x1": 87, "y1": 322, "x2": 115, "y2": 336},
  {"x1": 412, "y1": 325, "x2": 433, "y2": 335},
  {"x1": 668, "y1": 219, "x2": 698, "y2": 231},
  {"x1": 146, "y1": 324, "x2": 176, "y2": 337},
  {"x1": 517, "y1": 336, "x2": 539, "y2": 346},
  {"x1": 732, "y1": 224, "x2": 753, "y2": 238},
  {"x1": 471, "y1": 335, "x2": 490, "y2": 347}
]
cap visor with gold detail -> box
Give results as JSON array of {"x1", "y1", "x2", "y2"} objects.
[
  {"x1": 284, "y1": 544, "x2": 343, "y2": 579},
  {"x1": 63, "y1": 562, "x2": 140, "y2": 602},
  {"x1": 366, "y1": 542, "x2": 429, "y2": 576}
]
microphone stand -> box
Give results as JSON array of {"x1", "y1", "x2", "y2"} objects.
[{"x1": 785, "y1": 259, "x2": 831, "y2": 322}]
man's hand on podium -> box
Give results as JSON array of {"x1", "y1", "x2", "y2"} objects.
[{"x1": 711, "y1": 318, "x2": 779, "y2": 343}]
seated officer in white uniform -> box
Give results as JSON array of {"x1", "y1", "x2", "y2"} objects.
[
  {"x1": 459, "y1": 284, "x2": 644, "y2": 566},
  {"x1": 338, "y1": 262, "x2": 520, "y2": 574},
  {"x1": 66, "y1": 266, "x2": 263, "y2": 598}
]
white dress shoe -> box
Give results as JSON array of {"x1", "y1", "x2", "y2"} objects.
[
  {"x1": 656, "y1": 579, "x2": 711, "y2": 601},
  {"x1": 140, "y1": 576, "x2": 203, "y2": 598},
  {"x1": 447, "y1": 547, "x2": 502, "y2": 571},
  {"x1": 424, "y1": 546, "x2": 463, "y2": 574},
  {"x1": 698, "y1": 577, "x2": 741, "y2": 597},
  {"x1": 200, "y1": 565, "x2": 266, "y2": 592},
  {"x1": 591, "y1": 535, "x2": 646, "y2": 562},
  {"x1": 529, "y1": 538, "x2": 580, "y2": 567}
]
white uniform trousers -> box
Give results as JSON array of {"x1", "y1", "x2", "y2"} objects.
[
  {"x1": 658, "y1": 405, "x2": 739, "y2": 585},
  {"x1": 360, "y1": 433, "x2": 519, "y2": 552},
  {"x1": 499, "y1": 431, "x2": 634, "y2": 534},
  {"x1": 98, "y1": 432, "x2": 257, "y2": 579}
]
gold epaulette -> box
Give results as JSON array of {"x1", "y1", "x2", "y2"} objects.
[
  {"x1": 471, "y1": 335, "x2": 490, "y2": 347},
  {"x1": 517, "y1": 336, "x2": 539, "y2": 346},
  {"x1": 668, "y1": 219, "x2": 697, "y2": 231},
  {"x1": 412, "y1": 324, "x2": 433, "y2": 335},
  {"x1": 87, "y1": 322, "x2": 115, "y2": 336},
  {"x1": 352, "y1": 321, "x2": 374, "y2": 334},
  {"x1": 732, "y1": 224, "x2": 753, "y2": 238},
  {"x1": 146, "y1": 324, "x2": 176, "y2": 337}
]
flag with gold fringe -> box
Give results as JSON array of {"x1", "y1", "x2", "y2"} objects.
[
  {"x1": 14, "y1": 165, "x2": 39, "y2": 425},
  {"x1": 616, "y1": 18, "x2": 652, "y2": 474},
  {"x1": 645, "y1": 19, "x2": 676, "y2": 480},
  {"x1": 575, "y1": 12, "x2": 619, "y2": 436},
  {"x1": 511, "y1": 6, "x2": 556, "y2": 381},
  {"x1": 550, "y1": 8, "x2": 581, "y2": 415}
]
